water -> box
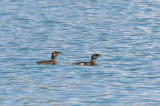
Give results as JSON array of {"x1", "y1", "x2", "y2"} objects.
[{"x1": 0, "y1": 0, "x2": 160, "y2": 105}]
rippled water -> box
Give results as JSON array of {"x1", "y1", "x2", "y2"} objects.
[{"x1": 0, "y1": 0, "x2": 160, "y2": 105}]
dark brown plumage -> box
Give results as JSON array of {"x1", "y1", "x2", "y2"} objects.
[
  {"x1": 37, "y1": 51, "x2": 61, "y2": 65},
  {"x1": 74, "y1": 54, "x2": 100, "y2": 66}
]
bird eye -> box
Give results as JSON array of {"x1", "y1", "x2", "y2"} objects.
[{"x1": 95, "y1": 54, "x2": 100, "y2": 56}]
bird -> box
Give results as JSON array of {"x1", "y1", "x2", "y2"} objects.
[
  {"x1": 37, "y1": 51, "x2": 61, "y2": 65},
  {"x1": 74, "y1": 54, "x2": 100, "y2": 66}
]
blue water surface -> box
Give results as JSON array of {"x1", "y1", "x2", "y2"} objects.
[{"x1": 0, "y1": 0, "x2": 160, "y2": 105}]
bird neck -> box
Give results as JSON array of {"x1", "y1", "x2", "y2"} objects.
[
  {"x1": 51, "y1": 56, "x2": 57, "y2": 64},
  {"x1": 91, "y1": 58, "x2": 96, "y2": 65}
]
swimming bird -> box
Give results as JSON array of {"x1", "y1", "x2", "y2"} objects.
[
  {"x1": 74, "y1": 54, "x2": 100, "y2": 66},
  {"x1": 37, "y1": 51, "x2": 61, "y2": 65}
]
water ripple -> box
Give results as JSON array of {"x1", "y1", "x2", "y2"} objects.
[{"x1": 0, "y1": 0, "x2": 160, "y2": 105}]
